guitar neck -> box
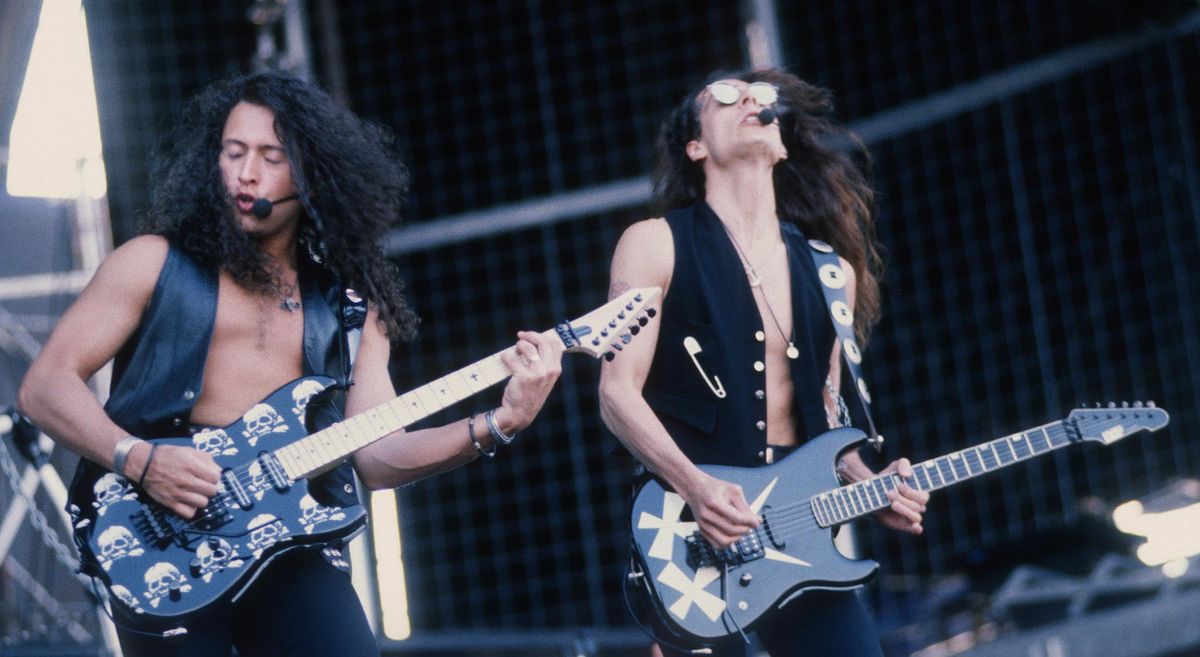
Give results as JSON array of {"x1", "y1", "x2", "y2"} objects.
[
  {"x1": 274, "y1": 350, "x2": 513, "y2": 480},
  {"x1": 810, "y1": 420, "x2": 1075, "y2": 527}
]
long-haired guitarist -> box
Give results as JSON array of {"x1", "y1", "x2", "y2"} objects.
[
  {"x1": 599, "y1": 68, "x2": 929, "y2": 656},
  {"x1": 19, "y1": 69, "x2": 563, "y2": 656}
]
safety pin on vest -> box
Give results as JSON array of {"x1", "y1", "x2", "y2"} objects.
[{"x1": 683, "y1": 336, "x2": 726, "y2": 399}]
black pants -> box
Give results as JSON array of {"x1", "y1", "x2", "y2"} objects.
[
  {"x1": 114, "y1": 548, "x2": 379, "y2": 657},
  {"x1": 653, "y1": 589, "x2": 884, "y2": 657}
]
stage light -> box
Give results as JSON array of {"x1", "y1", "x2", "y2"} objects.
[
  {"x1": 369, "y1": 489, "x2": 412, "y2": 640},
  {"x1": 6, "y1": 0, "x2": 107, "y2": 199},
  {"x1": 1112, "y1": 479, "x2": 1200, "y2": 567}
]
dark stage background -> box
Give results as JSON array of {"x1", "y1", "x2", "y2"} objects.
[{"x1": 2, "y1": 1, "x2": 1199, "y2": 656}]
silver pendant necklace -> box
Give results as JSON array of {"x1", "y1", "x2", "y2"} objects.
[
  {"x1": 268, "y1": 277, "x2": 300, "y2": 312},
  {"x1": 722, "y1": 224, "x2": 799, "y2": 360}
]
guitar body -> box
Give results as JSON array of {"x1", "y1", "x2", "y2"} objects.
[
  {"x1": 630, "y1": 404, "x2": 1170, "y2": 644},
  {"x1": 76, "y1": 376, "x2": 366, "y2": 623},
  {"x1": 630, "y1": 428, "x2": 878, "y2": 641}
]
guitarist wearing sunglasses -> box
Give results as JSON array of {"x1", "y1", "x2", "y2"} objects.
[
  {"x1": 600, "y1": 69, "x2": 929, "y2": 656},
  {"x1": 19, "y1": 70, "x2": 563, "y2": 656}
]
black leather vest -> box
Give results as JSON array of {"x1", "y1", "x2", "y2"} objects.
[
  {"x1": 642, "y1": 203, "x2": 833, "y2": 468},
  {"x1": 73, "y1": 244, "x2": 357, "y2": 509}
]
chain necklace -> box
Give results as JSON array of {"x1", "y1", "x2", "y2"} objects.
[
  {"x1": 721, "y1": 223, "x2": 799, "y2": 360},
  {"x1": 268, "y1": 277, "x2": 301, "y2": 312}
]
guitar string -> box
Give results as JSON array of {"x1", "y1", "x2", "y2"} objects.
[
  {"x1": 174, "y1": 368, "x2": 505, "y2": 529},
  {"x1": 677, "y1": 419, "x2": 1110, "y2": 546}
]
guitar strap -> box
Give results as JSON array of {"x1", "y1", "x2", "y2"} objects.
[
  {"x1": 338, "y1": 287, "x2": 368, "y2": 388},
  {"x1": 805, "y1": 239, "x2": 883, "y2": 452}
]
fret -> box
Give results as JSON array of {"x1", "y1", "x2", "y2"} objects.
[
  {"x1": 850, "y1": 485, "x2": 866, "y2": 513},
  {"x1": 414, "y1": 386, "x2": 444, "y2": 414},
  {"x1": 1011, "y1": 435, "x2": 1031, "y2": 459},
  {"x1": 975, "y1": 445, "x2": 994, "y2": 472},
  {"x1": 1021, "y1": 431, "x2": 1035, "y2": 454},
  {"x1": 864, "y1": 480, "x2": 882, "y2": 507},
  {"x1": 962, "y1": 449, "x2": 980, "y2": 476},
  {"x1": 949, "y1": 453, "x2": 968, "y2": 479},
  {"x1": 860, "y1": 482, "x2": 879, "y2": 511},
  {"x1": 1036, "y1": 427, "x2": 1053, "y2": 453},
  {"x1": 378, "y1": 401, "x2": 406, "y2": 432},
  {"x1": 934, "y1": 457, "x2": 954, "y2": 484},
  {"x1": 401, "y1": 393, "x2": 431, "y2": 419},
  {"x1": 987, "y1": 442, "x2": 1000, "y2": 466},
  {"x1": 872, "y1": 478, "x2": 888, "y2": 506},
  {"x1": 388, "y1": 398, "x2": 416, "y2": 427},
  {"x1": 832, "y1": 492, "x2": 849, "y2": 519},
  {"x1": 443, "y1": 371, "x2": 472, "y2": 399},
  {"x1": 430, "y1": 377, "x2": 457, "y2": 407},
  {"x1": 1003, "y1": 438, "x2": 1017, "y2": 462},
  {"x1": 820, "y1": 495, "x2": 836, "y2": 523},
  {"x1": 811, "y1": 499, "x2": 828, "y2": 527}
]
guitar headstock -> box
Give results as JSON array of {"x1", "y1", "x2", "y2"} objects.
[
  {"x1": 1068, "y1": 402, "x2": 1170, "y2": 445},
  {"x1": 554, "y1": 287, "x2": 662, "y2": 360}
]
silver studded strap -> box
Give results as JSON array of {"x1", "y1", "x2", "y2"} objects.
[{"x1": 807, "y1": 239, "x2": 884, "y2": 452}]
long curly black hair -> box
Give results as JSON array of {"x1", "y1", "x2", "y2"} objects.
[
  {"x1": 143, "y1": 69, "x2": 418, "y2": 342},
  {"x1": 653, "y1": 68, "x2": 883, "y2": 341}
]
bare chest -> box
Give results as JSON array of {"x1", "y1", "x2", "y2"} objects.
[{"x1": 190, "y1": 274, "x2": 304, "y2": 425}]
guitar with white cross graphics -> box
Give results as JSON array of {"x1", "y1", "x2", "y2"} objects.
[
  {"x1": 69, "y1": 288, "x2": 660, "y2": 628},
  {"x1": 628, "y1": 403, "x2": 1169, "y2": 643}
]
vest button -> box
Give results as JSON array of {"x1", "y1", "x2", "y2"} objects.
[
  {"x1": 756, "y1": 420, "x2": 766, "y2": 431},
  {"x1": 183, "y1": 390, "x2": 195, "y2": 400},
  {"x1": 755, "y1": 390, "x2": 765, "y2": 400},
  {"x1": 754, "y1": 331, "x2": 765, "y2": 342},
  {"x1": 757, "y1": 450, "x2": 766, "y2": 460},
  {"x1": 172, "y1": 418, "x2": 183, "y2": 427},
  {"x1": 753, "y1": 361, "x2": 765, "y2": 372}
]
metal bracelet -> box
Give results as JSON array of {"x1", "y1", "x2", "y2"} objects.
[
  {"x1": 111, "y1": 435, "x2": 143, "y2": 478},
  {"x1": 469, "y1": 414, "x2": 495, "y2": 458},
  {"x1": 485, "y1": 409, "x2": 516, "y2": 445}
]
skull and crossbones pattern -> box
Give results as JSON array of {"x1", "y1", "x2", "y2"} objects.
[
  {"x1": 246, "y1": 461, "x2": 270, "y2": 501},
  {"x1": 195, "y1": 537, "x2": 245, "y2": 583},
  {"x1": 97, "y1": 524, "x2": 145, "y2": 571},
  {"x1": 192, "y1": 427, "x2": 238, "y2": 457},
  {"x1": 241, "y1": 403, "x2": 289, "y2": 446},
  {"x1": 246, "y1": 513, "x2": 291, "y2": 559},
  {"x1": 92, "y1": 472, "x2": 139, "y2": 516},
  {"x1": 110, "y1": 584, "x2": 144, "y2": 614},
  {"x1": 290, "y1": 379, "x2": 326, "y2": 420},
  {"x1": 297, "y1": 494, "x2": 347, "y2": 535},
  {"x1": 143, "y1": 562, "x2": 191, "y2": 608}
]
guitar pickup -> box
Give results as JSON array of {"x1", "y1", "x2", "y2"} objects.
[{"x1": 685, "y1": 529, "x2": 766, "y2": 570}]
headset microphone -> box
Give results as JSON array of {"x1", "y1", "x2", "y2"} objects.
[
  {"x1": 756, "y1": 108, "x2": 778, "y2": 125},
  {"x1": 250, "y1": 194, "x2": 300, "y2": 219}
]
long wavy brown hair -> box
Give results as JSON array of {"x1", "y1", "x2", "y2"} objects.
[
  {"x1": 143, "y1": 69, "x2": 418, "y2": 341},
  {"x1": 653, "y1": 68, "x2": 883, "y2": 341}
]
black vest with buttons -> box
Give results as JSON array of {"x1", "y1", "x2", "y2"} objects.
[
  {"x1": 70, "y1": 243, "x2": 358, "y2": 511},
  {"x1": 643, "y1": 202, "x2": 834, "y2": 468}
]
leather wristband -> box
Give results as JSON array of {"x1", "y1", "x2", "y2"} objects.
[
  {"x1": 469, "y1": 414, "x2": 495, "y2": 458},
  {"x1": 138, "y1": 443, "x2": 160, "y2": 488},
  {"x1": 112, "y1": 435, "x2": 143, "y2": 478}
]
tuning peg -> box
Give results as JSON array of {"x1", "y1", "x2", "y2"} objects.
[
  {"x1": 634, "y1": 294, "x2": 643, "y2": 302},
  {"x1": 1121, "y1": 401, "x2": 1129, "y2": 408},
  {"x1": 618, "y1": 311, "x2": 626, "y2": 320},
  {"x1": 620, "y1": 333, "x2": 632, "y2": 344},
  {"x1": 604, "y1": 352, "x2": 615, "y2": 362},
  {"x1": 1148, "y1": 401, "x2": 1156, "y2": 407},
  {"x1": 1133, "y1": 401, "x2": 1143, "y2": 408},
  {"x1": 591, "y1": 338, "x2": 601, "y2": 346},
  {"x1": 1108, "y1": 402, "x2": 1116, "y2": 408},
  {"x1": 646, "y1": 308, "x2": 657, "y2": 318},
  {"x1": 601, "y1": 329, "x2": 608, "y2": 337},
  {"x1": 630, "y1": 325, "x2": 640, "y2": 335},
  {"x1": 638, "y1": 316, "x2": 648, "y2": 326},
  {"x1": 625, "y1": 302, "x2": 634, "y2": 311},
  {"x1": 608, "y1": 320, "x2": 617, "y2": 328}
]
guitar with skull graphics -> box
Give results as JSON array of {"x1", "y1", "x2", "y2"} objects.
[
  {"x1": 628, "y1": 403, "x2": 1168, "y2": 643},
  {"x1": 71, "y1": 288, "x2": 659, "y2": 627}
]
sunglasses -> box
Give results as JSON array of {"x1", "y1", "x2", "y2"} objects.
[{"x1": 706, "y1": 81, "x2": 779, "y2": 107}]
